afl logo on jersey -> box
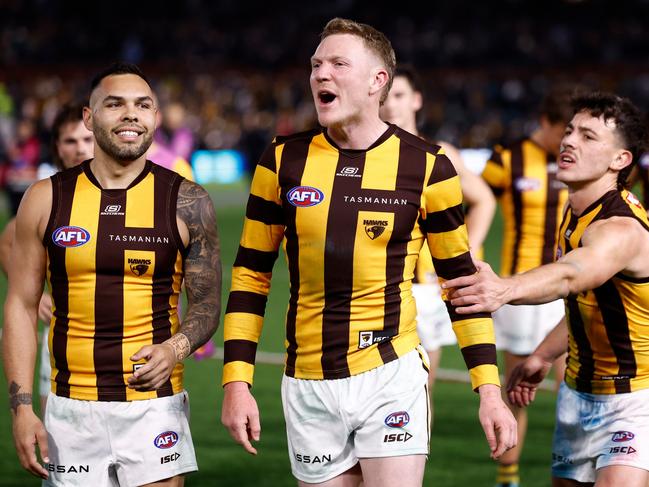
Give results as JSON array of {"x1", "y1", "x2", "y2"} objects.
[
  {"x1": 287, "y1": 186, "x2": 324, "y2": 207},
  {"x1": 52, "y1": 226, "x2": 91, "y2": 248}
]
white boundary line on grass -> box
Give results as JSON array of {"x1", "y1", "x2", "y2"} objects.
[
  {"x1": 211, "y1": 346, "x2": 556, "y2": 392},
  {"x1": 0, "y1": 330, "x2": 554, "y2": 392}
]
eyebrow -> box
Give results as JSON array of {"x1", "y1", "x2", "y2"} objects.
[
  {"x1": 102, "y1": 95, "x2": 154, "y2": 104},
  {"x1": 567, "y1": 122, "x2": 597, "y2": 137}
]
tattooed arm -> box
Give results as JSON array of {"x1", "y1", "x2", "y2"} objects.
[
  {"x1": 3, "y1": 180, "x2": 51, "y2": 478},
  {"x1": 129, "y1": 179, "x2": 222, "y2": 390}
]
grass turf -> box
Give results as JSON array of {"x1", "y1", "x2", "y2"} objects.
[{"x1": 0, "y1": 185, "x2": 559, "y2": 486}]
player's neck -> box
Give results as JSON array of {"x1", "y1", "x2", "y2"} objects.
[
  {"x1": 568, "y1": 176, "x2": 618, "y2": 216},
  {"x1": 327, "y1": 118, "x2": 390, "y2": 150},
  {"x1": 530, "y1": 128, "x2": 558, "y2": 157},
  {"x1": 90, "y1": 153, "x2": 148, "y2": 189}
]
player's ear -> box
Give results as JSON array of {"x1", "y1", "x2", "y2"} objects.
[
  {"x1": 369, "y1": 67, "x2": 389, "y2": 98},
  {"x1": 612, "y1": 150, "x2": 633, "y2": 172},
  {"x1": 82, "y1": 106, "x2": 93, "y2": 132},
  {"x1": 413, "y1": 91, "x2": 423, "y2": 112}
]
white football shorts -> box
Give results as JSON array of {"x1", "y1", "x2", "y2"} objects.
[
  {"x1": 412, "y1": 283, "x2": 455, "y2": 352},
  {"x1": 281, "y1": 346, "x2": 430, "y2": 483},
  {"x1": 552, "y1": 382, "x2": 649, "y2": 483},
  {"x1": 493, "y1": 299, "x2": 565, "y2": 355},
  {"x1": 43, "y1": 391, "x2": 197, "y2": 486}
]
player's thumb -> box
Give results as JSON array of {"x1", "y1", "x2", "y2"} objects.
[{"x1": 37, "y1": 426, "x2": 49, "y2": 463}]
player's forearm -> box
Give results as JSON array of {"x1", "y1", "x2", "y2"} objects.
[
  {"x1": 465, "y1": 202, "x2": 495, "y2": 252},
  {"x1": 3, "y1": 301, "x2": 39, "y2": 415},
  {"x1": 507, "y1": 261, "x2": 577, "y2": 305},
  {"x1": 533, "y1": 318, "x2": 569, "y2": 363}
]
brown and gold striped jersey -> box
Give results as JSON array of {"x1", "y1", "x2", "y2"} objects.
[
  {"x1": 560, "y1": 189, "x2": 649, "y2": 394},
  {"x1": 223, "y1": 125, "x2": 498, "y2": 390},
  {"x1": 482, "y1": 139, "x2": 568, "y2": 276},
  {"x1": 45, "y1": 160, "x2": 186, "y2": 401}
]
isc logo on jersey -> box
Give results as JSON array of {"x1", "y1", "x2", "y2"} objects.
[
  {"x1": 287, "y1": 186, "x2": 324, "y2": 207},
  {"x1": 52, "y1": 226, "x2": 91, "y2": 248},
  {"x1": 385, "y1": 411, "x2": 410, "y2": 428},
  {"x1": 154, "y1": 431, "x2": 179, "y2": 449}
]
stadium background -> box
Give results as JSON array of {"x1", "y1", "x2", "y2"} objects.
[{"x1": 1, "y1": 0, "x2": 648, "y2": 485}]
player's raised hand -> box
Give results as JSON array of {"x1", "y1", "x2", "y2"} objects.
[
  {"x1": 222, "y1": 381, "x2": 261, "y2": 455},
  {"x1": 506, "y1": 354, "x2": 552, "y2": 408},
  {"x1": 12, "y1": 408, "x2": 49, "y2": 479},
  {"x1": 442, "y1": 260, "x2": 511, "y2": 314},
  {"x1": 127, "y1": 343, "x2": 177, "y2": 391},
  {"x1": 477, "y1": 384, "x2": 517, "y2": 460}
]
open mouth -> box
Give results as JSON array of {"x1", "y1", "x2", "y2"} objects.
[
  {"x1": 558, "y1": 152, "x2": 575, "y2": 167},
  {"x1": 318, "y1": 91, "x2": 337, "y2": 104}
]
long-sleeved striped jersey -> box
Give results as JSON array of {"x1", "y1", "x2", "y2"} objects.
[{"x1": 223, "y1": 125, "x2": 499, "y2": 390}]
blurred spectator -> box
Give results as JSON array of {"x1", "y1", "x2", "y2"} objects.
[{"x1": 4, "y1": 118, "x2": 40, "y2": 214}]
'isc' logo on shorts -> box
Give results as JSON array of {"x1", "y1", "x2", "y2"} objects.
[{"x1": 154, "y1": 431, "x2": 179, "y2": 449}]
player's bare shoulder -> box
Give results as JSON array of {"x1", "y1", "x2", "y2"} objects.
[{"x1": 16, "y1": 178, "x2": 53, "y2": 240}]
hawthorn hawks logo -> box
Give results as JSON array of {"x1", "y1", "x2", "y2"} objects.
[
  {"x1": 128, "y1": 258, "x2": 151, "y2": 276},
  {"x1": 364, "y1": 219, "x2": 388, "y2": 240}
]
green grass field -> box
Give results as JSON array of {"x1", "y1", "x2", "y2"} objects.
[{"x1": 0, "y1": 185, "x2": 559, "y2": 486}]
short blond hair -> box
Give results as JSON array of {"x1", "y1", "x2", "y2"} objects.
[{"x1": 320, "y1": 17, "x2": 396, "y2": 104}]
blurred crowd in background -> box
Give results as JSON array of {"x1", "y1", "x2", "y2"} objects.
[{"x1": 2, "y1": 0, "x2": 649, "y2": 187}]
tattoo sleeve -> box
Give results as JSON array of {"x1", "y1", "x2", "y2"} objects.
[
  {"x1": 173, "y1": 179, "x2": 222, "y2": 356},
  {"x1": 9, "y1": 381, "x2": 32, "y2": 415}
]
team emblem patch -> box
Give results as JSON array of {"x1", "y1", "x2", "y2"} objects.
[
  {"x1": 52, "y1": 226, "x2": 91, "y2": 248},
  {"x1": 128, "y1": 258, "x2": 151, "y2": 276},
  {"x1": 364, "y1": 219, "x2": 388, "y2": 240},
  {"x1": 359, "y1": 331, "x2": 374, "y2": 349},
  {"x1": 287, "y1": 186, "x2": 324, "y2": 207},
  {"x1": 612, "y1": 431, "x2": 635, "y2": 442},
  {"x1": 385, "y1": 411, "x2": 410, "y2": 428},
  {"x1": 626, "y1": 192, "x2": 642, "y2": 209},
  {"x1": 154, "y1": 431, "x2": 179, "y2": 449}
]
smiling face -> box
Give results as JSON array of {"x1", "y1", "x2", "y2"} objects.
[
  {"x1": 379, "y1": 75, "x2": 422, "y2": 133},
  {"x1": 558, "y1": 110, "x2": 631, "y2": 186},
  {"x1": 310, "y1": 33, "x2": 386, "y2": 129},
  {"x1": 84, "y1": 73, "x2": 156, "y2": 163},
  {"x1": 56, "y1": 121, "x2": 94, "y2": 169}
]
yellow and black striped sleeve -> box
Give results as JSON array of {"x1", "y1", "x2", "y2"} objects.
[
  {"x1": 481, "y1": 145, "x2": 509, "y2": 197},
  {"x1": 422, "y1": 151, "x2": 500, "y2": 390},
  {"x1": 222, "y1": 142, "x2": 284, "y2": 386}
]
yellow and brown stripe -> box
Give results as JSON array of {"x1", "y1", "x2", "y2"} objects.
[
  {"x1": 482, "y1": 139, "x2": 568, "y2": 276},
  {"x1": 560, "y1": 189, "x2": 649, "y2": 394},
  {"x1": 223, "y1": 125, "x2": 498, "y2": 390},
  {"x1": 45, "y1": 161, "x2": 186, "y2": 401}
]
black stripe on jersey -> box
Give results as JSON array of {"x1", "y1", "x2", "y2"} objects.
[
  {"x1": 593, "y1": 281, "x2": 636, "y2": 393},
  {"x1": 246, "y1": 195, "x2": 284, "y2": 225},
  {"x1": 152, "y1": 172, "x2": 182, "y2": 398},
  {"x1": 509, "y1": 144, "x2": 524, "y2": 275},
  {"x1": 615, "y1": 273, "x2": 649, "y2": 284},
  {"x1": 234, "y1": 247, "x2": 279, "y2": 273},
  {"x1": 224, "y1": 339, "x2": 257, "y2": 364},
  {"x1": 49, "y1": 173, "x2": 76, "y2": 398},
  {"x1": 426, "y1": 152, "x2": 456, "y2": 186},
  {"x1": 257, "y1": 143, "x2": 278, "y2": 173},
  {"x1": 444, "y1": 301, "x2": 490, "y2": 322},
  {"x1": 226, "y1": 290, "x2": 268, "y2": 316},
  {"x1": 380, "y1": 139, "x2": 427, "y2": 364},
  {"x1": 542, "y1": 153, "x2": 560, "y2": 264},
  {"x1": 485, "y1": 149, "x2": 505, "y2": 197},
  {"x1": 566, "y1": 295, "x2": 594, "y2": 392},
  {"x1": 421, "y1": 204, "x2": 464, "y2": 234},
  {"x1": 278, "y1": 135, "x2": 312, "y2": 377},
  {"x1": 432, "y1": 251, "x2": 475, "y2": 280},
  {"x1": 460, "y1": 343, "x2": 498, "y2": 370},
  {"x1": 321, "y1": 151, "x2": 365, "y2": 378},
  {"x1": 94, "y1": 191, "x2": 127, "y2": 401}
]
